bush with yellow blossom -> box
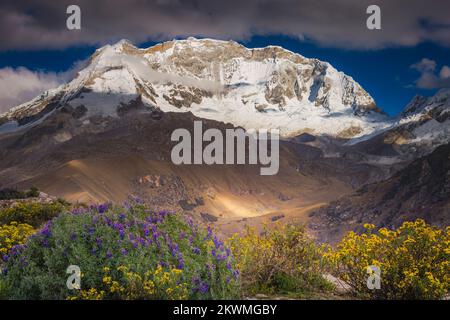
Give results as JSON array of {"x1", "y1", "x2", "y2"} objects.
[
  {"x1": 0, "y1": 222, "x2": 35, "y2": 256},
  {"x1": 326, "y1": 219, "x2": 449, "y2": 299},
  {"x1": 0, "y1": 201, "x2": 66, "y2": 227},
  {"x1": 227, "y1": 224, "x2": 332, "y2": 296},
  {"x1": 69, "y1": 265, "x2": 188, "y2": 300}
]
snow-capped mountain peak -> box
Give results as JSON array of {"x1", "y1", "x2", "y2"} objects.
[
  {"x1": 394, "y1": 88, "x2": 450, "y2": 147},
  {"x1": 0, "y1": 38, "x2": 391, "y2": 138}
]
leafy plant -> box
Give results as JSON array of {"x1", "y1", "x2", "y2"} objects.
[
  {"x1": 0, "y1": 187, "x2": 40, "y2": 200},
  {"x1": 228, "y1": 225, "x2": 332, "y2": 296},
  {"x1": 326, "y1": 220, "x2": 450, "y2": 299},
  {"x1": 0, "y1": 200, "x2": 239, "y2": 300},
  {"x1": 0, "y1": 222, "x2": 35, "y2": 256},
  {"x1": 0, "y1": 201, "x2": 67, "y2": 227}
]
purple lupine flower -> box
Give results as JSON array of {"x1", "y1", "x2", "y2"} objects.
[
  {"x1": 113, "y1": 222, "x2": 124, "y2": 230},
  {"x1": 121, "y1": 248, "x2": 128, "y2": 256},
  {"x1": 206, "y1": 226, "x2": 213, "y2": 239},
  {"x1": 130, "y1": 195, "x2": 144, "y2": 204},
  {"x1": 226, "y1": 261, "x2": 232, "y2": 271},
  {"x1": 119, "y1": 229, "x2": 125, "y2": 240},
  {"x1": 216, "y1": 254, "x2": 226, "y2": 262},
  {"x1": 9, "y1": 245, "x2": 24, "y2": 256},
  {"x1": 70, "y1": 232, "x2": 77, "y2": 241},
  {"x1": 158, "y1": 210, "x2": 169, "y2": 218},
  {"x1": 97, "y1": 203, "x2": 108, "y2": 214},
  {"x1": 192, "y1": 247, "x2": 201, "y2": 254},
  {"x1": 96, "y1": 237, "x2": 102, "y2": 247},
  {"x1": 213, "y1": 236, "x2": 223, "y2": 249},
  {"x1": 137, "y1": 236, "x2": 146, "y2": 246},
  {"x1": 40, "y1": 223, "x2": 52, "y2": 237},
  {"x1": 105, "y1": 217, "x2": 113, "y2": 227},
  {"x1": 106, "y1": 250, "x2": 113, "y2": 259},
  {"x1": 71, "y1": 207, "x2": 85, "y2": 215},
  {"x1": 211, "y1": 248, "x2": 216, "y2": 257},
  {"x1": 199, "y1": 282, "x2": 209, "y2": 294},
  {"x1": 119, "y1": 213, "x2": 126, "y2": 221},
  {"x1": 186, "y1": 216, "x2": 194, "y2": 227},
  {"x1": 136, "y1": 196, "x2": 145, "y2": 203},
  {"x1": 177, "y1": 258, "x2": 184, "y2": 270}
]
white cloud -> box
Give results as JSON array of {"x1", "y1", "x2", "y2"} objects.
[
  {"x1": 411, "y1": 58, "x2": 436, "y2": 73},
  {"x1": 410, "y1": 58, "x2": 450, "y2": 89},
  {"x1": 439, "y1": 65, "x2": 450, "y2": 79},
  {"x1": 0, "y1": 60, "x2": 87, "y2": 114},
  {"x1": 0, "y1": 67, "x2": 60, "y2": 114}
]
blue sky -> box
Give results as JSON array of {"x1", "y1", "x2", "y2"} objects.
[
  {"x1": 1, "y1": 34, "x2": 449, "y2": 116},
  {"x1": 1, "y1": 1, "x2": 450, "y2": 115}
]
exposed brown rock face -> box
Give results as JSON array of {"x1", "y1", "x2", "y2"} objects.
[{"x1": 309, "y1": 142, "x2": 450, "y2": 243}]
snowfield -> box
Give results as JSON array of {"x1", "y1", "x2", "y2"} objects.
[{"x1": 0, "y1": 38, "x2": 448, "y2": 146}]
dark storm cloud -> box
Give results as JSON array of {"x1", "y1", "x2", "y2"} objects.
[{"x1": 1, "y1": 0, "x2": 450, "y2": 51}]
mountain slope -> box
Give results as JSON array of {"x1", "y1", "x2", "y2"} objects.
[
  {"x1": 0, "y1": 38, "x2": 449, "y2": 241},
  {"x1": 310, "y1": 142, "x2": 450, "y2": 243},
  {"x1": 0, "y1": 111, "x2": 372, "y2": 224},
  {"x1": 340, "y1": 89, "x2": 450, "y2": 168}
]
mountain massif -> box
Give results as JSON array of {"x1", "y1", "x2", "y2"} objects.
[{"x1": 0, "y1": 38, "x2": 449, "y2": 240}]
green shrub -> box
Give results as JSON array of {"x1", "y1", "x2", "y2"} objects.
[
  {"x1": 25, "y1": 187, "x2": 39, "y2": 198},
  {"x1": 0, "y1": 187, "x2": 40, "y2": 200},
  {"x1": 0, "y1": 201, "x2": 239, "y2": 300},
  {"x1": 227, "y1": 225, "x2": 332, "y2": 296},
  {"x1": 0, "y1": 188, "x2": 26, "y2": 200},
  {"x1": 326, "y1": 220, "x2": 450, "y2": 299},
  {"x1": 0, "y1": 202, "x2": 67, "y2": 227},
  {"x1": 0, "y1": 222, "x2": 35, "y2": 256}
]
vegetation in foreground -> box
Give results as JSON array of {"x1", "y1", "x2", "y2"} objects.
[
  {"x1": 0, "y1": 201, "x2": 68, "y2": 227},
  {"x1": 0, "y1": 200, "x2": 239, "y2": 299},
  {"x1": 0, "y1": 196, "x2": 448, "y2": 300},
  {"x1": 326, "y1": 221, "x2": 449, "y2": 299},
  {"x1": 228, "y1": 225, "x2": 333, "y2": 297},
  {"x1": 0, "y1": 187, "x2": 40, "y2": 200}
]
